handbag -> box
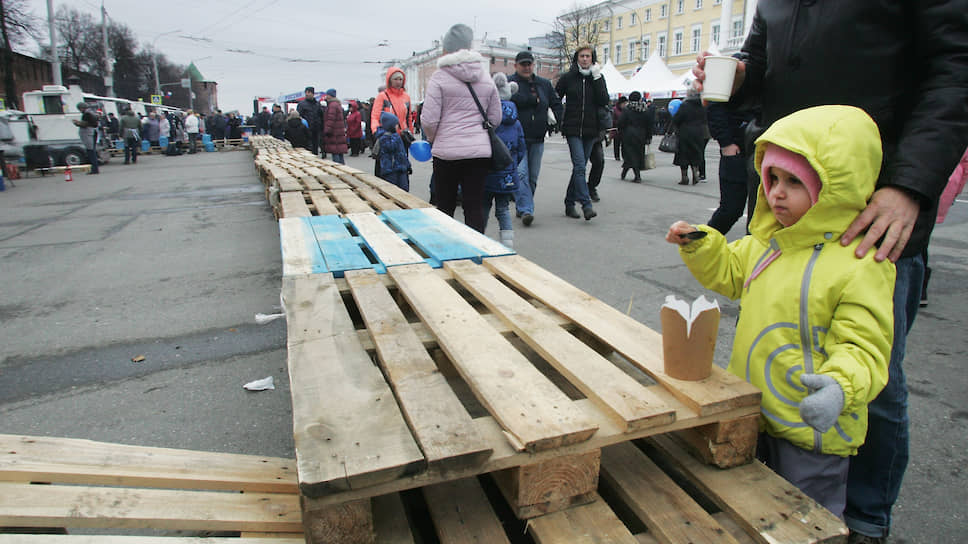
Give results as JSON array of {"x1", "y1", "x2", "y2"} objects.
[
  {"x1": 644, "y1": 144, "x2": 657, "y2": 169},
  {"x1": 465, "y1": 82, "x2": 514, "y2": 171},
  {"x1": 659, "y1": 132, "x2": 678, "y2": 153}
]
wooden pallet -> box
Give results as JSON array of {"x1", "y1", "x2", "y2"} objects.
[{"x1": 0, "y1": 434, "x2": 845, "y2": 544}]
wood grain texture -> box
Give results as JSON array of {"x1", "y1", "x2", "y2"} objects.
[{"x1": 422, "y1": 478, "x2": 511, "y2": 544}]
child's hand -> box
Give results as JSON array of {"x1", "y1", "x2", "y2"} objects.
[
  {"x1": 799, "y1": 374, "x2": 845, "y2": 432},
  {"x1": 666, "y1": 221, "x2": 702, "y2": 245}
]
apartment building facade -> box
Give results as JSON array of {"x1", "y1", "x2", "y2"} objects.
[{"x1": 561, "y1": 0, "x2": 756, "y2": 77}]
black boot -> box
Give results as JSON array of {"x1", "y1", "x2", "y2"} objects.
[
  {"x1": 582, "y1": 204, "x2": 597, "y2": 220},
  {"x1": 632, "y1": 169, "x2": 641, "y2": 183},
  {"x1": 678, "y1": 167, "x2": 690, "y2": 185},
  {"x1": 565, "y1": 205, "x2": 581, "y2": 218},
  {"x1": 621, "y1": 167, "x2": 628, "y2": 180},
  {"x1": 691, "y1": 166, "x2": 700, "y2": 185}
]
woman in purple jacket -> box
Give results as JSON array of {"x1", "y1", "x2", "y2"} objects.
[{"x1": 420, "y1": 23, "x2": 502, "y2": 234}]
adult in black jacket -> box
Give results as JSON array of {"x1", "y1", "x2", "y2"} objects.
[
  {"x1": 509, "y1": 50, "x2": 565, "y2": 225},
  {"x1": 692, "y1": 3, "x2": 968, "y2": 541},
  {"x1": 670, "y1": 91, "x2": 706, "y2": 185},
  {"x1": 554, "y1": 46, "x2": 609, "y2": 220},
  {"x1": 705, "y1": 101, "x2": 752, "y2": 234},
  {"x1": 617, "y1": 92, "x2": 653, "y2": 182},
  {"x1": 270, "y1": 105, "x2": 286, "y2": 140},
  {"x1": 284, "y1": 110, "x2": 310, "y2": 150},
  {"x1": 297, "y1": 86, "x2": 324, "y2": 156}
]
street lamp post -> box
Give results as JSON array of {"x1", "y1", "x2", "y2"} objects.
[{"x1": 152, "y1": 29, "x2": 181, "y2": 96}]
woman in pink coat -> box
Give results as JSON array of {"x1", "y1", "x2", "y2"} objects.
[{"x1": 420, "y1": 23, "x2": 501, "y2": 234}]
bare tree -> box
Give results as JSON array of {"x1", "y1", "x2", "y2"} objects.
[
  {"x1": 55, "y1": 5, "x2": 101, "y2": 74},
  {"x1": 551, "y1": 2, "x2": 604, "y2": 74},
  {"x1": 0, "y1": 0, "x2": 40, "y2": 109}
]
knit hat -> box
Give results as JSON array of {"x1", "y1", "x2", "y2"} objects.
[
  {"x1": 379, "y1": 111, "x2": 399, "y2": 132},
  {"x1": 326, "y1": 88, "x2": 337, "y2": 97},
  {"x1": 760, "y1": 143, "x2": 823, "y2": 205},
  {"x1": 442, "y1": 23, "x2": 473, "y2": 53},
  {"x1": 515, "y1": 51, "x2": 534, "y2": 64},
  {"x1": 76, "y1": 102, "x2": 88, "y2": 110},
  {"x1": 493, "y1": 72, "x2": 517, "y2": 100}
]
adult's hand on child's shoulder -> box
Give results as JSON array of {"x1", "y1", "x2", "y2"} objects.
[{"x1": 666, "y1": 221, "x2": 697, "y2": 245}]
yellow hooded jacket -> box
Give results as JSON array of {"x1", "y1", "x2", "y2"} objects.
[{"x1": 679, "y1": 105, "x2": 894, "y2": 456}]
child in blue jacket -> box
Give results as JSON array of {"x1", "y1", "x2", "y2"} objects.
[
  {"x1": 483, "y1": 73, "x2": 526, "y2": 248},
  {"x1": 376, "y1": 112, "x2": 411, "y2": 191}
]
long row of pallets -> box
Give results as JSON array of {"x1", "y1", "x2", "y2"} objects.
[{"x1": 249, "y1": 135, "x2": 850, "y2": 544}]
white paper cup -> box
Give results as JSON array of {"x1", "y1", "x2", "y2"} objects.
[{"x1": 702, "y1": 56, "x2": 739, "y2": 102}]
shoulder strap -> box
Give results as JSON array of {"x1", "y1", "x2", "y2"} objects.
[{"x1": 464, "y1": 82, "x2": 490, "y2": 128}]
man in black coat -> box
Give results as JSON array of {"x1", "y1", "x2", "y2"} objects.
[
  {"x1": 693, "y1": 3, "x2": 968, "y2": 542},
  {"x1": 705, "y1": 101, "x2": 752, "y2": 234},
  {"x1": 297, "y1": 86, "x2": 324, "y2": 156},
  {"x1": 509, "y1": 50, "x2": 564, "y2": 226}
]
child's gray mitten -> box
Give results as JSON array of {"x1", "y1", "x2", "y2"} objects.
[{"x1": 799, "y1": 373, "x2": 844, "y2": 432}]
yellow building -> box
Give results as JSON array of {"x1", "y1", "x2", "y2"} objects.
[{"x1": 560, "y1": 0, "x2": 755, "y2": 77}]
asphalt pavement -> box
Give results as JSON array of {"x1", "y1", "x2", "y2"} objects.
[{"x1": 1, "y1": 140, "x2": 965, "y2": 542}]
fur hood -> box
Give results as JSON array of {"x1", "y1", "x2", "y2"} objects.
[{"x1": 436, "y1": 49, "x2": 487, "y2": 83}]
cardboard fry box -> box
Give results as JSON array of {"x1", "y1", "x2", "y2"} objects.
[{"x1": 660, "y1": 295, "x2": 720, "y2": 381}]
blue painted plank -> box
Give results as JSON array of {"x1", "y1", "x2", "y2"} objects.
[
  {"x1": 382, "y1": 209, "x2": 486, "y2": 263},
  {"x1": 279, "y1": 217, "x2": 328, "y2": 276},
  {"x1": 319, "y1": 238, "x2": 373, "y2": 275},
  {"x1": 308, "y1": 215, "x2": 353, "y2": 241}
]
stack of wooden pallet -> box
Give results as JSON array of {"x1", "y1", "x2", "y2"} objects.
[{"x1": 255, "y1": 143, "x2": 850, "y2": 544}]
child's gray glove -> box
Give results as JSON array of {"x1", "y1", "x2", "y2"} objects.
[{"x1": 798, "y1": 373, "x2": 844, "y2": 432}]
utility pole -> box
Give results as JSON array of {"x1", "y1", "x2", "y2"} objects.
[
  {"x1": 101, "y1": 2, "x2": 113, "y2": 96},
  {"x1": 47, "y1": 0, "x2": 61, "y2": 85}
]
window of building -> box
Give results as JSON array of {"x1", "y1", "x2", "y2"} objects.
[
  {"x1": 658, "y1": 33, "x2": 667, "y2": 57},
  {"x1": 592, "y1": 23, "x2": 598, "y2": 35},
  {"x1": 674, "y1": 30, "x2": 683, "y2": 55},
  {"x1": 660, "y1": 4, "x2": 667, "y2": 18},
  {"x1": 695, "y1": 0, "x2": 702, "y2": 8},
  {"x1": 731, "y1": 16, "x2": 743, "y2": 39},
  {"x1": 603, "y1": 19, "x2": 610, "y2": 32},
  {"x1": 645, "y1": 8, "x2": 652, "y2": 21},
  {"x1": 615, "y1": 43, "x2": 622, "y2": 64},
  {"x1": 676, "y1": 0, "x2": 684, "y2": 14},
  {"x1": 602, "y1": 45, "x2": 610, "y2": 62},
  {"x1": 642, "y1": 37, "x2": 650, "y2": 60},
  {"x1": 714, "y1": 0, "x2": 721, "y2": 4},
  {"x1": 503, "y1": 58, "x2": 508, "y2": 66},
  {"x1": 712, "y1": 23, "x2": 720, "y2": 47},
  {"x1": 630, "y1": 12, "x2": 637, "y2": 25},
  {"x1": 629, "y1": 40, "x2": 638, "y2": 62},
  {"x1": 617, "y1": 16, "x2": 623, "y2": 29},
  {"x1": 691, "y1": 25, "x2": 701, "y2": 52}
]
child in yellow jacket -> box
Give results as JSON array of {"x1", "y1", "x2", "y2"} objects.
[{"x1": 666, "y1": 105, "x2": 894, "y2": 518}]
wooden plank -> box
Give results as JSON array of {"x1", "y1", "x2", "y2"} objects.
[
  {"x1": 282, "y1": 275, "x2": 425, "y2": 498},
  {"x1": 345, "y1": 269, "x2": 492, "y2": 472},
  {"x1": 279, "y1": 217, "x2": 327, "y2": 276},
  {"x1": 372, "y1": 493, "x2": 415, "y2": 544},
  {"x1": 278, "y1": 176, "x2": 303, "y2": 192},
  {"x1": 446, "y1": 260, "x2": 675, "y2": 433},
  {"x1": 381, "y1": 209, "x2": 492, "y2": 263},
  {"x1": 647, "y1": 435, "x2": 849, "y2": 544},
  {"x1": 280, "y1": 192, "x2": 312, "y2": 218},
  {"x1": 331, "y1": 189, "x2": 375, "y2": 214},
  {"x1": 672, "y1": 414, "x2": 759, "y2": 468},
  {"x1": 0, "y1": 435, "x2": 295, "y2": 493},
  {"x1": 0, "y1": 538, "x2": 303, "y2": 544},
  {"x1": 600, "y1": 442, "x2": 743, "y2": 544},
  {"x1": 483, "y1": 255, "x2": 761, "y2": 417},
  {"x1": 308, "y1": 190, "x2": 340, "y2": 216},
  {"x1": 300, "y1": 176, "x2": 325, "y2": 191},
  {"x1": 0, "y1": 482, "x2": 301, "y2": 533},
  {"x1": 387, "y1": 263, "x2": 598, "y2": 453},
  {"x1": 352, "y1": 173, "x2": 430, "y2": 210},
  {"x1": 422, "y1": 208, "x2": 513, "y2": 256},
  {"x1": 422, "y1": 478, "x2": 511, "y2": 544},
  {"x1": 309, "y1": 216, "x2": 373, "y2": 274},
  {"x1": 346, "y1": 213, "x2": 424, "y2": 268},
  {"x1": 317, "y1": 175, "x2": 352, "y2": 191},
  {"x1": 528, "y1": 492, "x2": 639, "y2": 544}
]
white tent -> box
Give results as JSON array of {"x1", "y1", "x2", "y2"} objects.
[
  {"x1": 600, "y1": 60, "x2": 633, "y2": 96},
  {"x1": 627, "y1": 51, "x2": 680, "y2": 94}
]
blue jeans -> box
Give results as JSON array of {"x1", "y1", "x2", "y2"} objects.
[
  {"x1": 565, "y1": 136, "x2": 595, "y2": 208},
  {"x1": 514, "y1": 142, "x2": 544, "y2": 216},
  {"x1": 844, "y1": 253, "x2": 924, "y2": 537},
  {"x1": 331, "y1": 153, "x2": 345, "y2": 164},
  {"x1": 483, "y1": 192, "x2": 513, "y2": 232},
  {"x1": 86, "y1": 147, "x2": 99, "y2": 173}
]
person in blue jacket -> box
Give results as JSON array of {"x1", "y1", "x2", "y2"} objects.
[{"x1": 483, "y1": 73, "x2": 526, "y2": 248}]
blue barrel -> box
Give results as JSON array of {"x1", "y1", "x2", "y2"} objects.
[
  {"x1": 141, "y1": 140, "x2": 150, "y2": 152},
  {"x1": 114, "y1": 139, "x2": 124, "y2": 150},
  {"x1": 159, "y1": 136, "x2": 169, "y2": 148}
]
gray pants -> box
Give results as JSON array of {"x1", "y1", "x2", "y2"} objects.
[{"x1": 757, "y1": 433, "x2": 849, "y2": 519}]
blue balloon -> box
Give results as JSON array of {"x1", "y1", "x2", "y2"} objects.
[
  {"x1": 301, "y1": 118, "x2": 309, "y2": 128},
  {"x1": 668, "y1": 99, "x2": 682, "y2": 115},
  {"x1": 409, "y1": 140, "x2": 432, "y2": 162}
]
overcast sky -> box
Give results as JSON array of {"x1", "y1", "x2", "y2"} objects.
[{"x1": 23, "y1": 0, "x2": 581, "y2": 112}]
